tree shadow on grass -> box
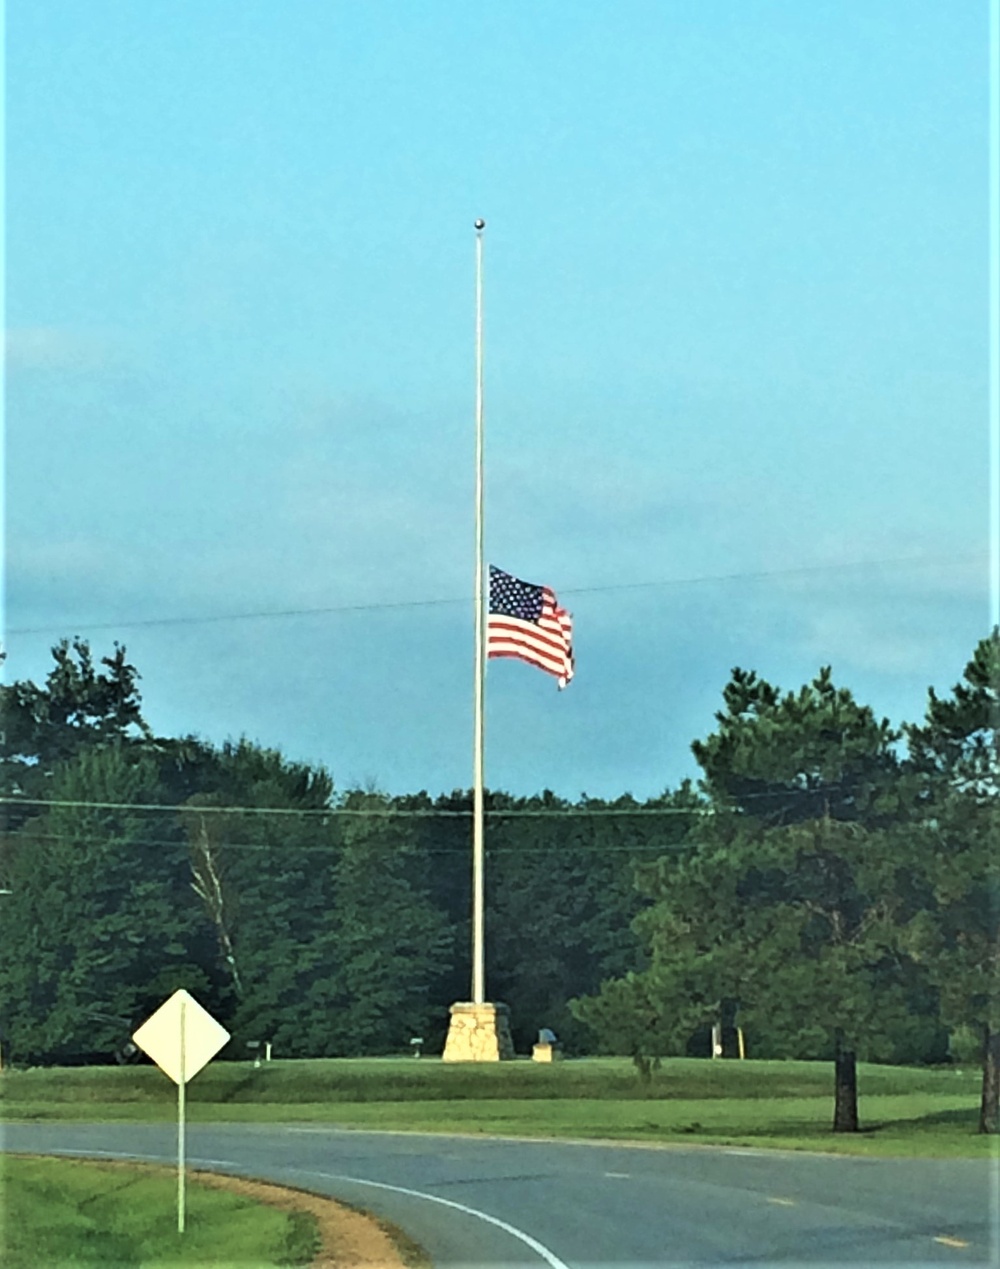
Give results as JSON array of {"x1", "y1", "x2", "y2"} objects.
[
  {"x1": 208, "y1": 1070, "x2": 263, "y2": 1103},
  {"x1": 856, "y1": 1106, "x2": 980, "y2": 1137}
]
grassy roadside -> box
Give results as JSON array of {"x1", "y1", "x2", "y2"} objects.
[
  {"x1": 267, "y1": 1093, "x2": 990, "y2": 1157},
  {"x1": 2, "y1": 1057, "x2": 994, "y2": 1158},
  {"x1": 0, "y1": 1154, "x2": 320, "y2": 1268}
]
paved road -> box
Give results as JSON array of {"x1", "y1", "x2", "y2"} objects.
[{"x1": 2, "y1": 1122, "x2": 996, "y2": 1266}]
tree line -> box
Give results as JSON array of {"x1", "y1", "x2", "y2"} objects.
[{"x1": 0, "y1": 632, "x2": 996, "y2": 1133}]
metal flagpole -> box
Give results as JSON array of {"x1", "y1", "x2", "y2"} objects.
[
  {"x1": 472, "y1": 218, "x2": 486, "y2": 1006},
  {"x1": 990, "y1": 0, "x2": 1000, "y2": 632}
]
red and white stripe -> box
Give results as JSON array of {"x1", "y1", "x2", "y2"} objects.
[{"x1": 487, "y1": 587, "x2": 574, "y2": 689}]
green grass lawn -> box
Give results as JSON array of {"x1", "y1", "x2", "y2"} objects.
[
  {"x1": 269, "y1": 1092, "x2": 987, "y2": 1157},
  {"x1": 2, "y1": 1057, "x2": 994, "y2": 1157},
  {"x1": 0, "y1": 1155, "x2": 319, "y2": 1268}
]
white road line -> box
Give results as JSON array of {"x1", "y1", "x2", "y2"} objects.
[
  {"x1": 31, "y1": 1147, "x2": 569, "y2": 1269},
  {"x1": 297, "y1": 1168, "x2": 571, "y2": 1269}
]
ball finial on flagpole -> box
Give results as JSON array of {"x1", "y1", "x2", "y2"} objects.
[{"x1": 474, "y1": 218, "x2": 485, "y2": 230}]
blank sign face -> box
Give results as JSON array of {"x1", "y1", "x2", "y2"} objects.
[{"x1": 132, "y1": 989, "x2": 230, "y2": 1085}]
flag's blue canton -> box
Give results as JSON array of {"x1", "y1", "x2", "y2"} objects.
[{"x1": 489, "y1": 566, "x2": 544, "y2": 623}]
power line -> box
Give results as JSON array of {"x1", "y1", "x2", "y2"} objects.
[
  {"x1": 6, "y1": 595, "x2": 461, "y2": 637},
  {"x1": 563, "y1": 551, "x2": 982, "y2": 599},
  {"x1": 0, "y1": 782, "x2": 863, "y2": 819},
  {"x1": 4, "y1": 551, "x2": 981, "y2": 637},
  {"x1": 0, "y1": 795, "x2": 708, "y2": 818},
  {"x1": 2, "y1": 829, "x2": 684, "y2": 856}
]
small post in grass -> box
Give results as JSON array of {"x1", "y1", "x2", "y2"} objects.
[{"x1": 132, "y1": 990, "x2": 230, "y2": 1234}]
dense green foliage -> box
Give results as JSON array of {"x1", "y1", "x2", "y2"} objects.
[
  {"x1": 573, "y1": 634, "x2": 999, "y2": 1133},
  {"x1": 0, "y1": 639, "x2": 150, "y2": 837},
  {"x1": 0, "y1": 642, "x2": 665, "y2": 1062},
  {"x1": 1, "y1": 633, "x2": 996, "y2": 1135},
  {"x1": 901, "y1": 632, "x2": 1000, "y2": 1131},
  {"x1": 0, "y1": 748, "x2": 220, "y2": 1062}
]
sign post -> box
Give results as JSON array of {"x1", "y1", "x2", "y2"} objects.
[
  {"x1": 132, "y1": 989, "x2": 230, "y2": 1234},
  {"x1": 178, "y1": 995, "x2": 186, "y2": 1233}
]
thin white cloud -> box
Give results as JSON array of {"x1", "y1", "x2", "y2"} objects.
[
  {"x1": 7, "y1": 538, "x2": 112, "y2": 575},
  {"x1": 4, "y1": 326, "x2": 119, "y2": 373},
  {"x1": 797, "y1": 608, "x2": 944, "y2": 677},
  {"x1": 778, "y1": 556, "x2": 986, "y2": 680}
]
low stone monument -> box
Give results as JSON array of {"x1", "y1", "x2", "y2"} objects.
[
  {"x1": 532, "y1": 1026, "x2": 560, "y2": 1062},
  {"x1": 442, "y1": 1001, "x2": 515, "y2": 1062}
]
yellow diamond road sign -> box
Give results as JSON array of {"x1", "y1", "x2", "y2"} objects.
[{"x1": 132, "y1": 989, "x2": 230, "y2": 1085}]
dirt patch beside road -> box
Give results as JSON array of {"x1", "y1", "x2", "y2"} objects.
[
  {"x1": 15, "y1": 1155, "x2": 422, "y2": 1268},
  {"x1": 189, "y1": 1168, "x2": 420, "y2": 1268}
]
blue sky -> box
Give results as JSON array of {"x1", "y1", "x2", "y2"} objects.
[{"x1": 3, "y1": 1, "x2": 993, "y2": 799}]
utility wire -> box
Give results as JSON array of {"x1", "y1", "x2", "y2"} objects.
[
  {"x1": 0, "y1": 780, "x2": 856, "y2": 818},
  {"x1": 0, "y1": 795, "x2": 709, "y2": 817},
  {"x1": 2, "y1": 829, "x2": 685, "y2": 855},
  {"x1": 5, "y1": 551, "x2": 981, "y2": 637}
]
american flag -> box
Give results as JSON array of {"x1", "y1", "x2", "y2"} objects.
[{"x1": 487, "y1": 565, "x2": 574, "y2": 689}]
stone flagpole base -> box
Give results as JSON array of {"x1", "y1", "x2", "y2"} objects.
[{"x1": 442, "y1": 1001, "x2": 515, "y2": 1062}]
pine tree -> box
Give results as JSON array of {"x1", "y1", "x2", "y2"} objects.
[
  {"x1": 1, "y1": 639, "x2": 150, "y2": 837},
  {"x1": 175, "y1": 740, "x2": 338, "y2": 1054},
  {"x1": 0, "y1": 747, "x2": 217, "y2": 1062},
  {"x1": 320, "y1": 790, "x2": 452, "y2": 1054},
  {"x1": 904, "y1": 631, "x2": 1000, "y2": 1133},
  {"x1": 575, "y1": 667, "x2": 917, "y2": 1131}
]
